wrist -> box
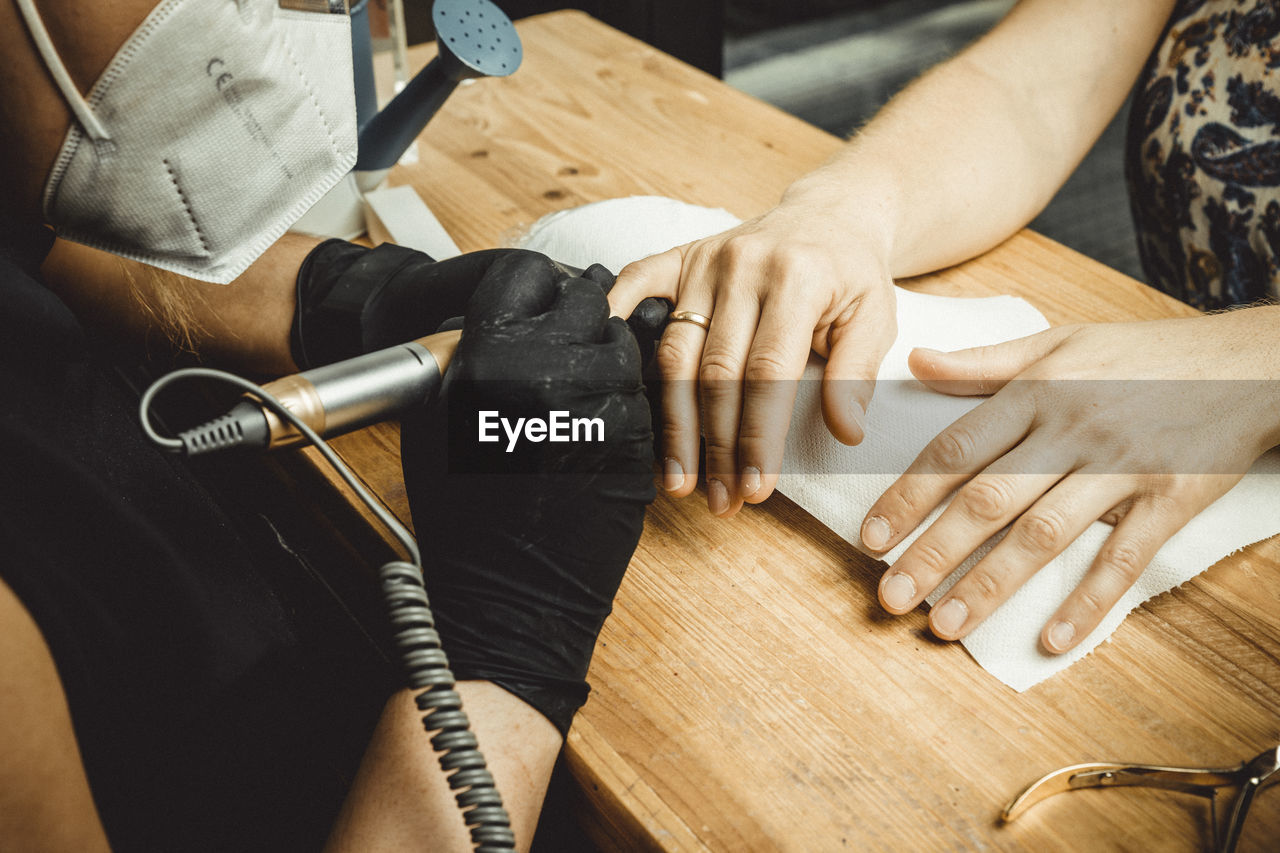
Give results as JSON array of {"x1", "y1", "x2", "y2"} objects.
[
  {"x1": 777, "y1": 156, "x2": 900, "y2": 275},
  {"x1": 291, "y1": 239, "x2": 377, "y2": 369},
  {"x1": 291, "y1": 240, "x2": 428, "y2": 368},
  {"x1": 1196, "y1": 307, "x2": 1280, "y2": 454},
  {"x1": 1232, "y1": 305, "x2": 1280, "y2": 451}
]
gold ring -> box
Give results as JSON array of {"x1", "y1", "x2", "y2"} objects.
[{"x1": 668, "y1": 310, "x2": 712, "y2": 331}]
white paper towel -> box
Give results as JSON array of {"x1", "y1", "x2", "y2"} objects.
[
  {"x1": 512, "y1": 196, "x2": 1280, "y2": 691},
  {"x1": 780, "y1": 293, "x2": 1280, "y2": 690},
  {"x1": 514, "y1": 195, "x2": 742, "y2": 275}
]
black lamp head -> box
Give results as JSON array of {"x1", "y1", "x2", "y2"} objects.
[
  {"x1": 353, "y1": 0, "x2": 524, "y2": 176},
  {"x1": 433, "y1": 0, "x2": 523, "y2": 81}
]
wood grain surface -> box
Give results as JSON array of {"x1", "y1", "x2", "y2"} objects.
[{"x1": 325, "y1": 12, "x2": 1280, "y2": 850}]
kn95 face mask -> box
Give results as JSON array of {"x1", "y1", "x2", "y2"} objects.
[{"x1": 16, "y1": 0, "x2": 358, "y2": 284}]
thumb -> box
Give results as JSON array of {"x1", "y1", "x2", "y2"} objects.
[
  {"x1": 821, "y1": 291, "x2": 898, "y2": 446},
  {"x1": 909, "y1": 325, "x2": 1073, "y2": 396}
]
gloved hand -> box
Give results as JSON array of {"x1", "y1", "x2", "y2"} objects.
[
  {"x1": 400, "y1": 251, "x2": 656, "y2": 736},
  {"x1": 291, "y1": 239, "x2": 671, "y2": 369}
]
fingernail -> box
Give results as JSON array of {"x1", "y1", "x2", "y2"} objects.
[
  {"x1": 931, "y1": 598, "x2": 968, "y2": 637},
  {"x1": 707, "y1": 478, "x2": 729, "y2": 515},
  {"x1": 663, "y1": 457, "x2": 684, "y2": 492},
  {"x1": 1046, "y1": 620, "x2": 1076, "y2": 652},
  {"x1": 881, "y1": 572, "x2": 916, "y2": 612},
  {"x1": 915, "y1": 347, "x2": 945, "y2": 357},
  {"x1": 862, "y1": 515, "x2": 891, "y2": 551},
  {"x1": 850, "y1": 400, "x2": 866, "y2": 442},
  {"x1": 740, "y1": 466, "x2": 762, "y2": 498}
]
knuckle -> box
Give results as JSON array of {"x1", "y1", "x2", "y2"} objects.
[
  {"x1": 660, "y1": 422, "x2": 686, "y2": 450},
  {"x1": 958, "y1": 478, "x2": 1011, "y2": 523},
  {"x1": 883, "y1": 482, "x2": 924, "y2": 519},
  {"x1": 1075, "y1": 589, "x2": 1110, "y2": 618},
  {"x1": 909, "y1": 539, "x2": 952, "y2": 577},
  {"x1": 929, "y1": 427, "x2": 979, "y2": 473},
  {"x1": 965, "y1": 568, "x2": 1003, "y2": 605},
  {"x1": 655, "y1": 334, "x2": 699, "y2": 376},
  {"x1": 1099, "y1": 542, "x2": 1146, "y2": 585},
  {"x1": 699, "y1": 349, "x2": 742, "y2": 386},
  {"x1": 719, "y1": 234, "x2": 771, "y2": 271},
  {"x1": 768, "y1": 240, "x2": 819, "y2": 273},
  {"x1": 1017, "y1": 508, "x2": 1068, "y2": 553},
  {"x1": 734, "y1": 419, "x2": 772, "y2": 445},
  {"x1": 1075, "y1": 418, "x2": 1121, "y2": 452},
  {"x1": 1150, "y1": 476, "x2": 1191, "y2": 503},
  {"x1": 701, "y1": 438, "x2": 736, "y2": 475},
  {"x1": 743, "y1": 344, "x2": 793, "y2": 383},
  {"x1": 721, "y1": 235, "x2": 831, "y2": 286},
  {"x1": 663, "y1": 400, "x2": 698, "y2": 434}
]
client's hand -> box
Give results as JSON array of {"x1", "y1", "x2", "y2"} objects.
[
  {"x1": 862, "y1": 309, "x2": 1280, "y2": 653},
  {"x1": 606, "y1": 198, "x2": 897, "y2": 518},
  {"x1": 400, "y1": 252, "x2": 655, "y2": 735}
]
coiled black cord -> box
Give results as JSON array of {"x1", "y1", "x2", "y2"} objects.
[
  {"x1": 140, "y1": 367, "x2": 516, "y2": 851},
  {"x1": 380, "y1": 562, "x2": 515, "y2": 850}
]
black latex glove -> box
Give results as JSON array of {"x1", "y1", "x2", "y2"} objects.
[
  {"x1": 401, "y1": 252, "x2": 656, "y2": 736},
  {"x1": 291, "y1": 238, "x2": 670, "y2": 369}
]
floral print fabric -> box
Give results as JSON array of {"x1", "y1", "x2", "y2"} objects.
[{"x1": 1126, "y1": 0, "x2": 1280, "y2": 308}]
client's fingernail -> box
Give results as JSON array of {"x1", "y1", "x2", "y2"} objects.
[
  {"x1": 850, "y1": 400, "x2": 866, "y2": 442},
  {"x1": 862, "y1": 515, "x2": 891, "y2": 551},
  {"x1": 740, "y1": 466, "x2": 762, "y2": 498},
  {"x1": 1046, "y1": 620, "x2": 1076, "y2": 652},
  {"x1": 931, "y1": 598, "x2": 968, "y2": 637},
  {"x1": 915, "y1": 347, "x2": 945, "y2": 357},
  {"x1": 881, "y1": 572, "x2": 915, "y2": 612},
  {"x1": 663, "y1": 457, "x2": 684, "y2": 492},
  {"x1": 707, "y1": 478, "x2": 729, "y2": 515}
]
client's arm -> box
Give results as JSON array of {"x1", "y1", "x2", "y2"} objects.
[{"x1": 606, "y1": 0, "x2": 1178, "y2": 517}]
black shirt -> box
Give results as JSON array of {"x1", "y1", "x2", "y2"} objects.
[{"x1": 0, "y1": 221, "x2": 396, "y2": 850}]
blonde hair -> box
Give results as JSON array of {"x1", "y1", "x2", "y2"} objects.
[{"x1": 118, "y1": 256, "x2": 209, "y2": 358}]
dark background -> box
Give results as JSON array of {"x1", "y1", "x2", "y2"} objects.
[{"x1": 401, "y1": 0, "x2": 727, "y2": 75}]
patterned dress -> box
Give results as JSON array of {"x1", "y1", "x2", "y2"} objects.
[{"x1": 1126, "y1": 0, "x2": 1280, "y2": 309}]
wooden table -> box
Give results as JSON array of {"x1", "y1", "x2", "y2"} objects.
[{"x1": 330, "y1": 11, "x2": 1280, "y2": 850}]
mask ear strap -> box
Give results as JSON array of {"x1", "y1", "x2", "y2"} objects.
[{"x1": 14, "y1": 0, "x2": 111, "y2": 142}]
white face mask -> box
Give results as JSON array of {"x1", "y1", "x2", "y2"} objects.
[{"x1": 17, "y1": 0, "x2": 358, "y2": 284}]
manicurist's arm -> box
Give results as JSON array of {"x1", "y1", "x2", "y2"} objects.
[
  {"x1": 0, "y1": 579, "x2": 559, "y2": 853},
  {"x1": 41, "y1": 235, "x2": 318, "y2": 375},
  {"x1": 0, "y1": 580, "x2": 111, "y2": 852},
  {"x1": 40, "y1": 235, "x2": 601, "y2": 378},
  {"x1": 325, "y1": 684, "x2": 560, "y2": 852}
]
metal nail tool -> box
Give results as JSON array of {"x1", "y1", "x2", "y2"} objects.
[{"x1": 1002, "y1": 744, "x2": 1280, "y2": 852}]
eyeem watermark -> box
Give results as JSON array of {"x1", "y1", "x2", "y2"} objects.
[{"x1": 478, "y1": 410, "x2": 605, "y2": 452}]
